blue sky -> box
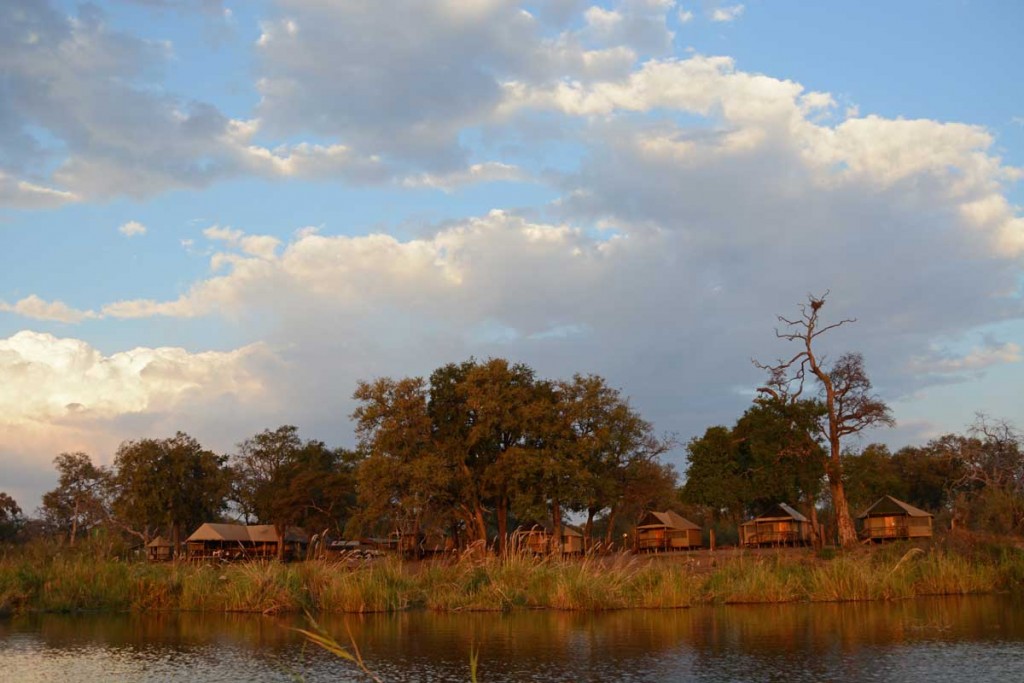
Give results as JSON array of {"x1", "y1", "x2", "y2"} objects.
[{"x1": 2, "y1": 0, "x2": 1022, "y2": 509}]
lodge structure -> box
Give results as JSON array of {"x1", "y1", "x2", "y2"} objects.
[
  {"x1": 740, "y1": 503, "x2": 812, "y2": 547},
  {"x1": 145, "y1": 535, "x2": 173, "y2": 562},
  {"x1": 184, "y1": 523, "x2": 309, "y2": 561},
  {"x1": 634, "y1": 510, "x2": 703, "y2": 552},
  {"x1": 511, "y1": 521, "x2": 584, "y2": 555},
  {"x1": 857, "y1": 495, "x2": 934, "y2": 541}
]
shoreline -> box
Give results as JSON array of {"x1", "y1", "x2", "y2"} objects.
[{"x1": 3, "y1": 537, "x2": 1023, "y2": 616}]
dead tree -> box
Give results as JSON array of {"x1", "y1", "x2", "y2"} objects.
[{"x1": 755, "y1": 292, "x2": 893, "y2": 547}]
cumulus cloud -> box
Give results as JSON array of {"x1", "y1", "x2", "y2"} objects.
[
  {"x1": 0, "y1": 329, "x2": 282, "y2": 506},
  {"x1": 118, "y1": 220, "x2": 147, "y2": 237},
  {"x1": 0, "y1": 296, "x2": 95, "y2": 324},
  {"x1": 710, "y1": 4, "x2": 745, "y2": 22},
  {"x1": 401, "y1": 162, "x2": 529, "y2": 191},
  {"x1": 909, "y1": 342, "x2": 1022, "y2": 375}
]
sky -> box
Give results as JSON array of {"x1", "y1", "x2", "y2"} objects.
[{"x1": 2, "y1": 0, "x2": 1023, "y2": 512}]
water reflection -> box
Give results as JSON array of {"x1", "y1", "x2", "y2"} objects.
[{"x1": 2, "y1": 597, "x2": 1024, "y2": 682}]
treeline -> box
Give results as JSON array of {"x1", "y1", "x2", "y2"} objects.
[
  {"x1": 682, "y1": 409, "x2": 1024, "y2": 543},
  {"x1": 0, "y1": 358, "x2": 677, "y2": 555}
]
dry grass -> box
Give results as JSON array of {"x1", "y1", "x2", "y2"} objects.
[{"x1": 2, "y1": 537, "x2": 1022, "y2": 615}]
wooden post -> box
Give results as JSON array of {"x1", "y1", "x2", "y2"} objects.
[{"x1": 709, "y1": 528, "x2": 715, "y2": 552}]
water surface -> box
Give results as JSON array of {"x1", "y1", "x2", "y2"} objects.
[{"x1": 3, "y1": 596, "x2": 1023, "y2": 682}]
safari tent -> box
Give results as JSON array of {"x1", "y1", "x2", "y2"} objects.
[
  {"x1": 634, "y1": 510, "x2": 702, "y2": 552},
  {"x1": 146, "y1": 535, "x2": 173, "y2": 562},
  {"x1": 740, "y1": 503, "x2": 812, "y2": 547},
  {"x1": 185, "y1": 523, "x2": 309, "y2": 561},
  {"x1": 512, "y1": 522, "x2": 584, "y2": 555},
  {"x1": 857, "y1": 495, "x2": 933, "y2": 541}
]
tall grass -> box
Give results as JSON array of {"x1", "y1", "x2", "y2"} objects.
[{"x1": 2, "y1": 537, "x2": 1022, "y2": 615}]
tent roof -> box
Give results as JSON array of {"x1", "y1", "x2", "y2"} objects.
[
  {"x1": 515, "y1": 521, "x2": 583, "y2": 537},
  {"x1": 858, "y1": 495, "x2": 932, "y2": 519},
  {"x1": 744, "y1": 502, "x2": 809, "y2": 524},
  {"x1": 186, "y1": 523, "x2": 309, "y2": 544},
  {"x1": 636, "y1": 510, "x2": 701, "y2": 531},
  {"x1": 147, "y1": 535, "x2": 172, "y2": 548}
]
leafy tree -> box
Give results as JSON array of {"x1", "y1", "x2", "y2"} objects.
[
  {"x1": 681, "y1": 425, "x2": 747, "y2": 525},
  {"x1": 112, "y1": 432, "x2": 230, "y2": 553},
  {"x1": 461, "y1": 359, "x2": 542, "y2": 552},
  {"x1": 40, "y1": 452, "x2": 109, "y2": 546},
  {"x1": 232, "y1": 425, "x2": 355, "y2": 558},
  {"x1": 351, "y1": 379, "x2": 457, "y2": 546},
  {"x1": 0, "y1": 492, "x2": 22, "y2": 542},
  {"x1": 756, "y1": 292, "x2": 894, "y2": 547},
  {"x1": 842, "y1": 444, "x2": 905, "y2": 514},
  {"x1": 558, "y1": 374, "x2": 672, "y2": 550}
]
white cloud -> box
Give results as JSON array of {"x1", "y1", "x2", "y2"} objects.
[
  {"x1": 118, "y1": 220, "x2": 147, "y2": 237},
  {"x1": 678, "y1": 8, "x2": 694, "y2": 23},
  {"x1": 909, "y1": 342, "x2": 1022, "y2": 375},
  {"x1": 710, "y1": 4, "x2": 744, "y2": 22},
  {"x1": 0, "y1": 330, "x2": 272, "y2": 425},
  {"x1": 401, "y1": 162, "x2": 529, "y2": 191},
  {"x1": 0, "y1": 295, "x2": 96, "y2": 324}
]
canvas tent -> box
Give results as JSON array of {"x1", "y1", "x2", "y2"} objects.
[
  {"x1": 857, "y1": 495, "x2": 933, "y2": 540},
  {"x1": 511, "y1": 522, "x2": 584, "y2": 555},
  {"x1": 635, "y1": 510, "x2": 702, "y2": 552},
  {"x1": 740, "y1": 503, "x2": 812, "y2": 547},
  {"x1": 185, "y1": 523, "x2": 309, "y2": 561}
]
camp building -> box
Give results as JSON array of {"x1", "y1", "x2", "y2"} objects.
[
  {"x1": 512, "y1": 522, "x2": 584, "y2": 555},
  {"x1": 146, "y1": 535, "x2": 173, "y2": 562},
  {"x1": 857, "y1": 495, "x2": 934, "y2": 541},
  {"x1": 185, "y1": 523, "x2": 309, "y2": 561},
  {"x1": 634, "y1": 510, "x2": 702, "y2": 552},
  {"x1": 740, "y1": 503, "x2": 812, "y2": 547}
]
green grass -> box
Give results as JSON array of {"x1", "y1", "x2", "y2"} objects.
[{"x1": 2, "y1": 537, "x2": 1023, "y2": 615}]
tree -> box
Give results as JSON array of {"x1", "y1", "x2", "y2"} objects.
[
  {"x1": 842, "y1": 444, "x2": 905, "y2": 514},
  {"x1": 40, "y1": 452, "x2": 109, "y2": 546},
  {"x1": 233, "y1": 425, "x2": 354, "y2": 558},
  {"x1": 112, "y1": 432, "x2": 230, "y2": 554},
  {"x1": 681, "y1": 425, "x2": 748, "y2": 526},
  {"x1": 755, "y1": 293, "x2": 894, "y2": 547},
  {"x1": 558, "y1": 374, "x2": 672, "y2": 550},
  {"x1": 681, "y1": 402, "x2": 825, "y2": 539},
  {"x1": 0, "y1": 492, "x2": 22, "y2": 542},
  {"x1": 351, "y1": 378, "x2": 457, "y2": 548}
]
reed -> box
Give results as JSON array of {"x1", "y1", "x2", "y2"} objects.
[{"x1": 1, "y1": 539, "x2": 1021, "y2": 615}]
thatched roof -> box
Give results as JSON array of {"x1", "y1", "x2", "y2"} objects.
[
  {"x1": 858, "y1": 495, "x2": 932, "y2": 519},
  {"x1": 186, "y1": 523, "x2": 309, "y2": 544},
  {"x1": 514, "y1": 521, "x2": 583, "y2": 537},
  {"x1": 744, "y1": 502, "x2": 809, "y2": 525},
  {"x1": 146, "y1": 535, "x2": 172, "y2": 548},
  {"x1": 636, "y1": 510, "x2": 701, "y2": 531}
]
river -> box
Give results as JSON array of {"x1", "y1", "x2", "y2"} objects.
[{"x1": 3, "y1": 596, "x2": 1024, "y2": 681}]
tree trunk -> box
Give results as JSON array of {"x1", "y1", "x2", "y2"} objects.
[
  {"x1": 551, "y1": 498, "x2": 563, "y2": 556},
  {"x1": 584, "y1": 507, "x2": 597, "y2": 553},
  {"x1": 70, "y1": 497, "x2": 79, "y2": 547},
  {"x1": 496, "y1": 498, "x2": 508, "y2": 556},
  {"x1": 827, "y1": 466, "x2": 857, "y2": 547},
  {"x1": 805, "y1": 494, "x2": 822, "y2": 549},
  {"x1": 473, "y1": 503, "x2": 488, "y2": 549},
  {"x1": 172, "y1": 522, "x2": 181, "y2": 560},
  {"x1": 604, "y1": 507, "x2": 618, "y2": 547},
  {"x1": 276, "y1": 522, "x2": 286, "y2": 561}
]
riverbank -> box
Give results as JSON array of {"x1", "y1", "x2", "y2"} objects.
[{"x1": 2, "y1": 536, "x2": 1023, "y2": 615}]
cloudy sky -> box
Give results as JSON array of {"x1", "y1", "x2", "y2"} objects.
[{"x1": 2, "y1": 0, "x2": 1023, "y2": 511}]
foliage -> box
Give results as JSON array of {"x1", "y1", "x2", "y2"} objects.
[
  {"x1": 40, "y1": 452, "x2": 109, "y2": 546},
  {"x1": 754, "y1": 292, "x2": 893, "y2": 547},
  {"x1": 350, "y1": 358, "x2": 675, "y2": 553},
  {"x1": 232, "y1": 425, "x2": 358, "y2": 547},
  {"x1": 0, "y1": 493, "x2": 22, "y2": 543},
  {"x1": 111, "y1": 432, "x2": 230, "y2": 549}
]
